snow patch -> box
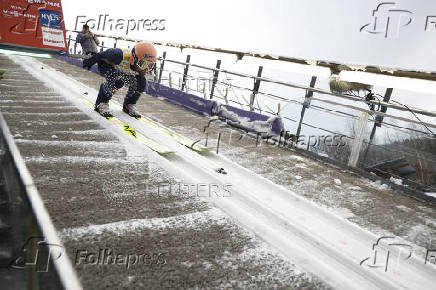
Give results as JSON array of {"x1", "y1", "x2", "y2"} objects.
[
  {"x1": 288, "y1": 155, "x2": 304, "y2": 161},
  {"x1": 219, "y1": 106, "x2": 279, "y2": 136},
  {"x1": 389, "y1": 177, "x2": 403, "y2": 185},
  {"x1": 334, "y1": 179, "x2": 342, "y2": 185},
  {"x1": 317, "y1": 152, "x2": 329, "y2": 158},
  {"x1": 294, "y1": 163, "x2": 307, "y2": 169},
  {"x1": 59, "y1": 208, "x2": 227, "y2": 240},
  {"x1": 425, "y1": 192, "x2": 436, "y2": 198},
  {"x1": 189, "y1": 97, "x2": 206, "y2": 106},
  {"x1": 367, "y1": 180, "x2": 390, "y2": 191},
  {"x1": 331, "y1": 208, "x2": 354, "y2": 219}
]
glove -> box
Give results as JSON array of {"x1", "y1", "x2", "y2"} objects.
[
  {"x1": 82, "y1": 58, "x2": 93, "y2": 70},
  {"x1": 114, "y1": 78, "x2": 124, "y2": 89},
  {"x1": 82, "y1": 54, "x2": 99, "y2": 70}
]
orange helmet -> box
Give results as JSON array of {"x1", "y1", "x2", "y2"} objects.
[{"x1": 130, "y1": 42, "x2": 157, "y2": 72}]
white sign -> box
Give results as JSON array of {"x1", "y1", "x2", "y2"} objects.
[{"x1": 42, "y1": 26, "x2": 65, "y2": 48}]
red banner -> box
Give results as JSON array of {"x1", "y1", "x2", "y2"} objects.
[{"x1": 0, "y1": 0, "x2": 67, "y2": 51}]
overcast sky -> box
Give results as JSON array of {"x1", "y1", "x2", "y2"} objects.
[
  {"x1": 62, "y1": 0, "x2": 436, "y2": 72},
  {"x1": 61, "y1": 0, "x2": 435, "y2": 141}
]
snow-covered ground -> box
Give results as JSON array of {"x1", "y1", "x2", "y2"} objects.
[{"x1": 5, "y1": 54, "x2": 436, "y2": 289}]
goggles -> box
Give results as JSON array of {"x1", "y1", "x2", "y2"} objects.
[
  {"x1": 132, "y1": 48, "x2": 156, "y2": 72},
  {"x1": 137, "y1": 59, "x2": 156, "y2": 72}
]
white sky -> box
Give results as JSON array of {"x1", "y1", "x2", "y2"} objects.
[
  {"x1": 62, "y1": 0, "x2": 436, "y2": 72},
  {"x1": 60, "y1": 0, "x2": 435, "y2": 141}
]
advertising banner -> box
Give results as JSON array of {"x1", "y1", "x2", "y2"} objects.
[{"x1": 0, "y1": 0, "x2": 67, "y2": 51}]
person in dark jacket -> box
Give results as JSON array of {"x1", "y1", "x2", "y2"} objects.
[
  {"x1": 76, "y1": 24, "x2": 100, "y2": 55},
  {"x1": 82, "y1": 42, "x2": 157, "y2": 118}
]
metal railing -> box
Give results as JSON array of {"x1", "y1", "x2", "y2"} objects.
[
  {"x1": 65, "y1": 30, "x2": 436, "y2": 193},
  {"x1": 0, "y1": 114, "x2": 82, "y2": 290}
]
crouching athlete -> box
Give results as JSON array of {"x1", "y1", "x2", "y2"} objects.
[{"x1": 82, "y1": 42, "x2": 157, "y2": 118}]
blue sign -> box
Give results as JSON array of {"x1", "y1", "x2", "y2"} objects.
[{"x1": 39, "y1": 10, "x2": 62, "y2": 29}]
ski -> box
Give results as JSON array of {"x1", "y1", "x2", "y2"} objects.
[
  {"x1": 80, "y1": 98, "x2": 175, "y2": 156},
  {"x1": 109, "y1": 100, "x2": 209, "y2": 153}
]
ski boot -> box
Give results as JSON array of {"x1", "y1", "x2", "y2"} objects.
[
  {"x1": 123, "y1": 104, "x2": 141, "y2": 118},
  {"x1": 95, "y1": 102, "x2": 113, "y2": 118}
]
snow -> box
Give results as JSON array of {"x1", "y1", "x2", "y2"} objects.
[
  {"x1": 367, "y1": 180, "x2": 390, "y2": 191},
  {"x1": 288, "y1": 155, "x2": 304, "y2": 161},
  {"x1": 425, "y1": 192, "x2": 436, "y2": 198},
  {"x1": 12, "y1": 55, "x2": 436, "y2": 290},
  {"x1": 395, "y1": 205, "x2": 411, "y2": 212},
  {"x1": 189, "y1": 97, "x2": 207, "y2": 106},
  {"x1": 59, "y1": 208, "x2": 227, "y2": 240},
  {"x1": 334, "y1": 178, "x2": 342, "y2": 185},
  {"x1": 218, "y1": 106, "x2": 279, "y2": 136},
  {"x1": 390, "y1": 177, "x2": 403, "y2": 185},
  {"x1": 331, "y1": 207, "x2": 354, "y2": 219},
  {"x1": 294, "y1": 163, "x2": 307, "y2": 169}
]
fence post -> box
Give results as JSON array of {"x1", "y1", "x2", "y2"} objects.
[
  {"x1": 100, "y1": 41, "x2": 104, "y2": 52},
  {"x1": 375, "y1": 88, "x2": 393, "y2": 127},
  {"x1": 73, "y1": 41, "x2": 77, "y2": 54},
  {"x1": 223, "y1": 87, "x2": 229, "y2": 105},
  {"x1": 67, "y1": 36, "x2": 71, "y2": 53},
  {"x1": 158, "y1": 51, "x2": 166, "y2": 84},
  {"x1": 113, "y1": 39, "x2": 117, "y2": 48},
  {"x1": 362, "y1": 88, "x2": 393, "y2": 164},
  {"x1": 348, "y1": 111, "x2": 370, "y2": 168},
  {"x1": 168, "y1": 72, "x2": 172, "y2": 88},
  {"x1": 210, "y1": 59, "x2": 221, "y2": 99},
  {"x1": 181, "y1": 55, "x2": 190, "y2": 92},
  {"x1": 249, "y1": 66, "x2": 263, "y2": 111},
  {"x1": 296, "y1": 76, "x2": 317, "y2": 137}
]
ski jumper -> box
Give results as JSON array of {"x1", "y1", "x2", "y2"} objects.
[{"x1": 86, "y1": 48, "x2": 147, "y2": 108}]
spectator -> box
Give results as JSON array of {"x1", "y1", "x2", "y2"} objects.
[{"x1": 76, "y1": 24, "x2": 100, "y2": 55}]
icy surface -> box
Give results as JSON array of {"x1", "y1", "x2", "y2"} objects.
[{"x1": 9, "y1": 54, "x2": 435, "y2": 289}]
